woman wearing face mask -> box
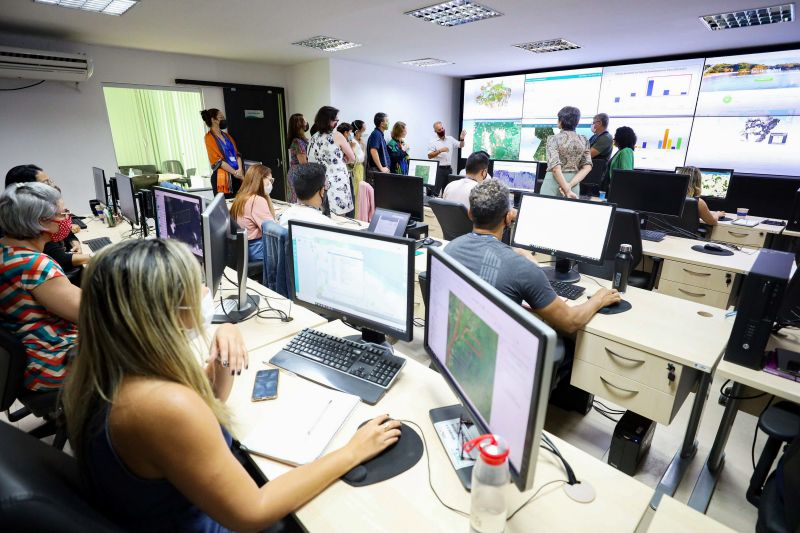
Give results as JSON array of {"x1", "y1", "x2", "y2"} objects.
[
  {"x1": 286, "y1": 113, "x2": 310, "y2": 204},
  {"x1": 202, "y1": 108, "x2": 244, "y2": 196},
  {"x1": 229, "y1": 164, "x2": 277, "y2": 262}
]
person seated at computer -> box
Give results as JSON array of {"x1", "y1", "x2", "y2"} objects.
[
  {"x1": 445, "y1": 179, "x2": 621, "y2": 335},
  {"x1": 0, "y1": 182, "x2": 80, "y2": 392},
  {"x1": 388, "y1": 122, "x2": 410, "y2": 175},
  {"x1": 230, "y1": 164, "x2": 277, "y2": 262},
  {"x1": 457, "y1": 150, "x2": 493, "y2": 179},
  {"x1": 62, "y1": 238, "x2": 401, "y2": 532},
  {"x1": 443, "y1": 151, "x2": 490, "y2": 209},
  {"x1": 677, "y1": 166, "x2": 725, "y2": 225},
  {"x1": 606, "y1": 126, "x2": 636, "y2": 184},
  {"x1": 540, "y1": 106, "x2": 592, "y2": 199},
  {"x1": 279, "y1": 163, "x2": 336, "y2": 228},
  {"x1": 5, "y1": 164, "x2": 90, "y2": 270}
]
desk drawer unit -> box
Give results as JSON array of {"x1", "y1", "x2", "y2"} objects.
[
  {"x1": 571, "y1": 333, "x2": 696, "y2": 425},
  {"x1": 658, "y1": 280, "x2": 731, "y2": 309},
  {"x1": 660, "y1": 260, "x2": 734, "y2": 293},
  {"x1": 710, "y1": 225, "x2": 767, "y2": 248}
]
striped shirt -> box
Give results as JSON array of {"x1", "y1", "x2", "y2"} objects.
[{"x1": 0, "y1": 245, "x2": 78, "y2": 391}]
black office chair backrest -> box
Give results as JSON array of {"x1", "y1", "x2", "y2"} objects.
[
  {"x1": 578, "y1": 208, "x2": 642, "y2": 280},
  {"x1": 580, "y1": 159, "x2": 607, "y2": 196},
  {"x1": 646, "y1": 197, "x2": 700, "y2": 238},
  {"x1": 0, "y1": 422, "x2": 121, "y2": 532},
  {"x1": 428, "y1": 198, "x2": 473, "y2": 241},
  {"x1": 0, "y1": 327, "x2": 27, "y2": 412}
]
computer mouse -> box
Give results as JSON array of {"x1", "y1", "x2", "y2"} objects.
[
  {"x1": 423, "y1": 237, "x2": 436, "y2": 246},
  {"x1": 704, "y1": 243, "x2": 724, "y2": 252},
  {"x1": 343, "y1": 465, "x2": 368, "y2": 483}
]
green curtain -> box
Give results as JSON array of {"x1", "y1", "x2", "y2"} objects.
[{"x1": 103, "y1": 86, "x2": 210, "y2": 176}]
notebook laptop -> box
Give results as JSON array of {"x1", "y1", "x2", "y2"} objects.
[{"x1": 366, "y1": 208, "x2": 410, "y2": 237}]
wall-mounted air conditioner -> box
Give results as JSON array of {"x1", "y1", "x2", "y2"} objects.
[{"x1": 0, "y1": 45, "x2": 93, "y2": 82}]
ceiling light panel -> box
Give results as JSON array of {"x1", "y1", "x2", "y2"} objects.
[
  {"x1": 513, "y1": 38, "x2": 581, "y2": 53},
  {"x1": 406, "y1": 0, "x2": 502, "y2": 27},
  {"x1": 33, "y1": 0, "x2": 139, "y2": 15},
  {"x1": 700, "y1": 3, "x2": 794, "y2": 30},
  {"x1": 400, "y1": 58, "x2": 454, "y2": 67},
  {"x1": 292, "y1": 36, "x2": 362, "y2": 52}
]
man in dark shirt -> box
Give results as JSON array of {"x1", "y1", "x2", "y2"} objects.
[
  {"x1": 445, "y1": 179, "x2": 620, "y2": 335},
  {"x1": 589, "y1": 113, "x2": 613, "y2": 161},
  {"x1": 366, "y1": 112, "x2": 390, "y2": 173}
]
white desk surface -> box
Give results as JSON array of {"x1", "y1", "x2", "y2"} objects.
[
  {"x1": 646, "y1": 495, "x2": 735, "y2": 533},
  {"x1": 228, "y1": 320, "x2": 653, "y2": 533},
  {"x1": 715, "y1": 215, "x2": 786, "y2": 235},
  {"x1": 642, "y1": 236, "x2": 760, "y2": 275},
  {"x1": 716, "y1": 329, "x2": 800, "y2": 404}
]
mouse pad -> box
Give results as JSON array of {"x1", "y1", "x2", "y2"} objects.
[
  {"x1": 423, "y1": 240, "x2": 442, "y2": 248},
  {"x1": 596, "y1": 299, "x2": 632, "y2": 315},
  {"x1": 341, "y1": 421, "x2": 423, "y2": 487},
  {"x1": 691, "y1": 244, "x2": 733, "y2": 256}
]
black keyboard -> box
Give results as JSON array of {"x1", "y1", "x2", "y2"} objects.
[
  {"x1": 762, "y1": 219, "x2": 786, "y2": 226},
  {"x1": 550, "y1": 280, "x2": 586, "y2": 300},
  {"x1": 84, "y1": 237, "x2": 112, "y2": 252},
  {"x1": 641, "y1": 229, "x2": 666, "y2": 242},
  {"x1": 269, "y1": 329, "x2": 406, "y2": 405}
]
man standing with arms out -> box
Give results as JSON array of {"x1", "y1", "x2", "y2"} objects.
[
  {"x1": 589, "y1": 113, "x2": 613, "y2": 161},
  {"x1": 367, "y1": 112, "x2": 391, "y2": 174},
  {"x1": 428, "y1": 121, "x2": 466, "y2": 197}
]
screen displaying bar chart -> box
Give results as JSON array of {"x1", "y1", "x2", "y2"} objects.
[
  {"x1": 610, "y1": 117, "x2": 695, "y2": 171},
  {"x1": 597, "y1": 59, "x2": 704, "y2": 117}
]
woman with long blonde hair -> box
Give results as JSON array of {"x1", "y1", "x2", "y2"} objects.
[
  {"x1": 676, "y1": 165, "x2": 725, "y2": 225},
  {"x1": 229, "y1": 164, "x2": 276, "y2": 262},
  {"x1": 63, "y1": 239, "x2": 400, "y2": 532}
]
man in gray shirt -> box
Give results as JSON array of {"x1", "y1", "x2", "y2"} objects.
[
  {"x1": 445, "y1": 179, "x2": 620, "y2": 335},
  {"x1": 589, "y1": 113, "x2": 613, "y2": 161}
]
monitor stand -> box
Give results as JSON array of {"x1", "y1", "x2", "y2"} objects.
[
  {"x1": 541, "y1": 257, "x2": 580, "y2": 284},
  {"x1": 344, "y1": 328, "x2": 393, "y2": 351},
  {"x1": 429, "y1": 404, "x2": 482, "y2": 491},
  {"x1": 213, "y1": 294, "x2": 260, "y2": 324}
]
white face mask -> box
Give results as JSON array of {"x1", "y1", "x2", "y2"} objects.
[{"x1": 264, "y1": 180, "x2": 273, "y2": 195}]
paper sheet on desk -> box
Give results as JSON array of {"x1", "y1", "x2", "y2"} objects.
[{"x1": 242, "y1": 380, "x2": 359, "y2": 467}]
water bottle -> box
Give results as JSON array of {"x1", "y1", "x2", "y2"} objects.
[
  {"x1": 464, "y1": 434, "x2": 510, "y2": 533},
  {"x1": 613, "y1": 243, "x2": 633, "y2": 293}
]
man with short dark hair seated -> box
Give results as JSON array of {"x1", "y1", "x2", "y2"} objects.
[
  {"x1": 278, "y1": 163, "x2": 335, "y2": 228},
  {"x1": 443, "y1": 152, "x2": 490, "y2": 209},
  {"x1": 445, "y1": 179, "x2": 620, "y2": 335}
]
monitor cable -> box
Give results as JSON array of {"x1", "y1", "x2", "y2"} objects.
[{"x1": 540, "y1": 433, "x2": 595, "y2": 503}]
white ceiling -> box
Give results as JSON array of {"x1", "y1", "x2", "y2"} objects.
[{"x1": 1, "y1": 0, "x2": 799, "y2": 77}]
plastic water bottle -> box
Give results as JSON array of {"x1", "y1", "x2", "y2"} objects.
[
  {"x1": 613, "y1": 243, "x2": 633, "y2": 293},
  {"x1": 464, "y1": 434, "x2": 510, "y2": 533}
]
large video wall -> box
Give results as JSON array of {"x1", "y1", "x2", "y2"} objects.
[{"x1": 461, "y1": 49, "x2": 800, "y2": 176}]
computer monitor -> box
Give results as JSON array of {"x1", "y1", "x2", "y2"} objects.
[
  {"x1": 202, "y1": 193, "x2": 260, "y2": 323},
  {"x1": 724, "y1": 173, "x2": 800, "y2": 219},
  {"x1": 512, "y1": 193, "x2": 616, "y2": 283},
  {"x1": 288, "y1": 220, "x2": 414, "y2": 343},
  {"x1": 366, "y1": 208, "x2": 410, "y2": 237},
  {"x1": 92, "y1": 167, "x2": 107, "y2": 206},
  {"x1": 187, "y1": 187, "x2": 216, "y2": 204},
  {"x1": 424, "y1": 248, "x2": 555, "y2": 492},
  {"x1": 697, "y1": 168, "x2": 733, "y2": 199},
  {"x1": 153, "y1": 186, "x2": 204, "y2": 258},
  {"x1": 608, "y1": 169, "x2": 690, "y2": 218},
  {"x1": 371, "y1": 172, "x2": 424, "y2": 222},
  {"x1": 114, "y1": 173, "x2": 138, "y2": 226},
  {"x1": 407, "y1": 159, "x2": 439, "y2": 187},
  {"x1": 492, "y1": 160, "x2": 539, "y2": 192}
]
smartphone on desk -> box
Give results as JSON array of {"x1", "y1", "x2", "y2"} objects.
[{"x1": 252, "y1": 369, "x2": 279, "y2": 402}]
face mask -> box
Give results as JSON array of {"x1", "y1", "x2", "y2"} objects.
[
  {"x1": 265, "y1": 180, "x2": 273, "y2": 195},
  {"x1": 49, "y1": 215, "x2": 72, "y2": 242},
  {"x1": 438, "y1": 129, "x2": 446, "y2": 138},
  {"x1": 187, "y1": 290, "x2": 216, "y2": 340},
  {"x1": 348, "y1": 133, "x2": 354, "y2": 141},
  {"x1": 218, "y1": 119, "x2": 228, "y2": 130}
]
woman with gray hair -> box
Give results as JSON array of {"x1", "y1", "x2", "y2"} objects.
[
  {"x1": 541, "y1": 106, "x2": 593, "y2": 198},
  {"x1": 0, "y1": 182, "x2": 81, "y2": 391}
]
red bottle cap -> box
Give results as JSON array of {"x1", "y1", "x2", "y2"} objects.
[{"x1": 463, "y1": 434, "x2": 509, "y2": 466}]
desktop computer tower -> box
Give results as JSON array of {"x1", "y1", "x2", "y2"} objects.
[
  {"x1": 724, "y1": 249, "x2": 795, "y2": 370},
  {"x1": 608, "y1": 411, "x2": 655, "y2": 476},
  {"x1": 787, "y1": 188, "x2": 800, "y2": 231}
]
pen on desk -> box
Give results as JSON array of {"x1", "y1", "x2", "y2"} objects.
[{"x1": 307, "y1": 399, "x2": 333, "y2": 436}]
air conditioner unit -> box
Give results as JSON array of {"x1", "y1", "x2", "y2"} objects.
[{"x1": 0, "y1": 45, "x2": 93, "y2": 82}]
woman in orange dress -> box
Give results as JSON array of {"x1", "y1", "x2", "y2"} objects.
[{"x1": 201, "y1": 108, "x2": 243, "y2": 196}]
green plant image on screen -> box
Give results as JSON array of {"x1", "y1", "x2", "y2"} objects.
[
  {"x1": 413, "y1": 165, "x2": 430, "y2": 182},
  {"x1": 702, "y1": 173, "x2": 730, "y2": 197},
  {"x1": 446, "y1": 291, "x2": 500, "y2": 421},
  {"x1": 473, "y1": 121, "x2": 521, "y2": 160},
  {"x1": 533, "y1": 126, "x2": 556, "y2": 161},
  {"x1": 475, "y1": 81, "x2": 512, "y2": 109}
]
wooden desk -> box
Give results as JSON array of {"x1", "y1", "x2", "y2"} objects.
[
  {"x1": 784, "y1": 228, "x2": 800, "y2": 239},
  {"x1": 647, "y1": 495, "x2": 734, "y2": 533},
  {"x1": 688, "y1": 329, "x2": 800, "y2": 512},
  {"x1": 710, "y1": 216, "x2": 785, "y2": 249},
  {"x1": 229, "y1": 320, "x2": 653, "y2": 533}
]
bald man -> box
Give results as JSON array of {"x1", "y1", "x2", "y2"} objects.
[{"x1": 428, "y1": 121, "x2": 466, "y2": 196}]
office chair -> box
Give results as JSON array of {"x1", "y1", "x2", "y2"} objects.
[
  {"x1": 427, "y1": 198, "x2": 473, "y2": 241},
  {"x1": 647, "y1": 197, "x2": 703, "y2": 239},
  {"x1": 229, "y1": 220, "x2": 264, "y2": 283},
  {"x1": 0, "y1": 422, "x2": 121, "y2": 532},
  {"x1": 0, "y1": 327, "x2": 67, "y2": 449},
  {"x1": 580, "y1": 159, "x2": 607, "y2": 197},
  {"x1": 186, "y1": 168, "x2": 197, "y2": 178},
  {"x1": 578, "y1": 208, "x2": 660, "y2": 290},
  {"x1": 262, "y1": 221, "x2": 291, "y2": 298},
  {"x1": 747, "y1": 402, "x2": 800, "y2": 507},
  {"x1": 162, "y1": 160, "x2": 185, "y2": 176},
  {"x1": 756, "y1": 435, "x2": 800, "y2": 533}
]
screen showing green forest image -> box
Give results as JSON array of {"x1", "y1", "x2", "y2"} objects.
[
  {"x1": 472, "y1": 121, "x2": 521, "y2": 160},
  {"x1": 413, "y1": 165, "x2": 430, "y2": 181},
  {"x1": 446, "y1": 291, "x2": 499, "y2": 420}
]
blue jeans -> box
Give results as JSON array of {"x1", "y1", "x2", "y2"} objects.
[{"x1": 248, "y1": 238, "x2": 264, "y2": 262}]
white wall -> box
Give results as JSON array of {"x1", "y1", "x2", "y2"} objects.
[
  {"x1": 0, "y1": 32, "x2": 287, "y2": 210},
  {"x1": 329, "y1": 58, "x2": 460, "y2": 162},
  {"x1": 285, "y1": 59, "x2": 331, "y2": 120}
]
